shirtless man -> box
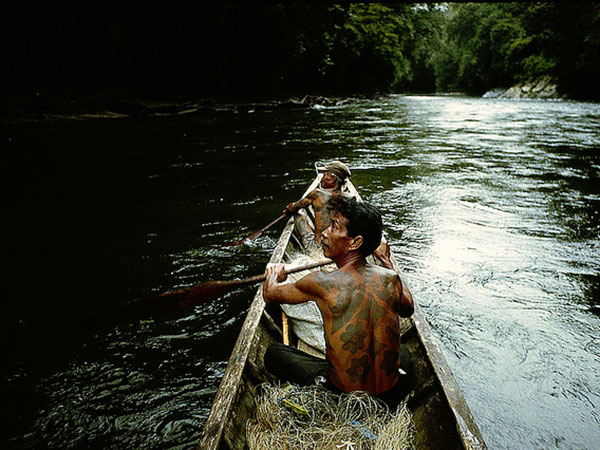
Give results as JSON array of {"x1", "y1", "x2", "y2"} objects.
[
  {"x1": 283, "y1": 161, "x2": 353, "y2": 248},
  {"x1": 263, "y1": 197, "x2": 414, "y2": 408}
]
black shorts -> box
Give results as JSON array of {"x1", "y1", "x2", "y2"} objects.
[
  {"x1": 264, "y1": 342, "x2": 329, "y2": 386},
  {"x1": 264, "y1": 343, "x2": 409, "y2": 410}
]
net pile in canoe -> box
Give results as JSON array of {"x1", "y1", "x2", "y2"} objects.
[{"x1": 246, "y1": 383, "x2": 415, "y2": 449}]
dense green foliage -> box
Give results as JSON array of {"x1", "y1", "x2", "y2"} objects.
[
  {"x1": 421, "y1": 3, "x2": 600, "y2": 98},
  {"x1": 5, "y1": 2, "x2": 600, "y2": 100}
]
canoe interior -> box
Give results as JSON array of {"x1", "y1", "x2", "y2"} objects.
[{"x1": 198, "y1": 177, "x2": 486, "y2": 449}]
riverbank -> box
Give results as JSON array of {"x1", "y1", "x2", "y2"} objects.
[
  {"x1": 483, "y1": 75, "x2": 564, "y2": 100},
  {"x1": 4, "y1": 82, "x2": 593, "y2": 125},
  {"x1": 3, "y1": 91, "x2": 361, "y2": 123}
]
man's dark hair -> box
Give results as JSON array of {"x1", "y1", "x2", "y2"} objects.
[{"x1": 330, "y1": 197, "x2": 383, "y2": 256}]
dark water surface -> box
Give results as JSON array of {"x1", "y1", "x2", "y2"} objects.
[{"x1": 3, "y1": 95, "x2": 599, "y2": 449}]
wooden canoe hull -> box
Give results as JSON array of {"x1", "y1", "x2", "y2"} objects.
[{"x1": 198, "y1": 177, "x2": 487, "y2": 449}]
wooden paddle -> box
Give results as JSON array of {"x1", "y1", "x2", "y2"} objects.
[
  {"x1": 86, "y1": 258, "x2": 332, "y2": 327},
  {"x1": 223, "y1": 213, "x2": 287, "y2": 247}
]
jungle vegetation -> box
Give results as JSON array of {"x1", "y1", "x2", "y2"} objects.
[{"x1": 5, "y1": 2, "x2": 600, "y2": 100}]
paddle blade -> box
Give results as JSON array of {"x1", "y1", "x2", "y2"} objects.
[
  {"x1": 158, "y1": 280, "x2": 242, "y2": 306},
  {"x1": 82, "y1": 258, "x2": 330, "y2": 329},
  {"x1": 222, "y1": 229, "x2": 266, "y2": 247},
  {"x1": 222, "y1": 236, "x2": 251, "y2": 247}
]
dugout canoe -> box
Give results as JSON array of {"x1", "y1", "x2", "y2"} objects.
[{"x1": 198, "y1": 175, "x2": 487, "y2": 449}]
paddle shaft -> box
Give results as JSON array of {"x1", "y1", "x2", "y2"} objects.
[
  {"x1": 226, "y1": 193, "x2": 310, "y2": 247},
  {"x1": 223, "y1": 213, "x2": 287, "y2": 246},
  {"x1": 86, "y1": 258, "x2": 333, "y2": 328},
  {"x1": 227, "y1": 258, "x2": 333, "y2": 287},
  {"x1": 254, "y1": 213, "x2": 287, "y2": 237},
  {"x1": 157, "y1": 257, "x2": 333, "y2": 306}
]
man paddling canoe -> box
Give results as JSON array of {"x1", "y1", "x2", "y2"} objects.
[
  {"x1": 283, "y1": 161, "x2": 354, "y2": 249},
  {"x1": 263, "y1": 196, "x2": 414, "y2": 409},
  {"x1": 284, "y1": 160, "x2": 392, "y2": 263},
  {"x1": 280, "y1": 160, "x2": 395, "y2": 356}
]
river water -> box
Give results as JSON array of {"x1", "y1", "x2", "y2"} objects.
[{"x1": 3, "y1": 95, "x2": 599, "y2": 449}]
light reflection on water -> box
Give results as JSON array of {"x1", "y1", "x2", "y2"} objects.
[
  {"x1": 366, "y1": 96, "x2": 600, "y2": 449},
  {"x1": 3, "y1": 95, "x2": 599, "y2": 449}
]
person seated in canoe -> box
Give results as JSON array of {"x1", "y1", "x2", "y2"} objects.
[
  {"x1": 263, "y1": 196, "x2": 414, "y2": 409},
  {"x1": 283, "y1": 160, "x2": 394, "y2": 265},
  {"x1": 283, "y1": 160, "x2": 354, "y2": 250}
]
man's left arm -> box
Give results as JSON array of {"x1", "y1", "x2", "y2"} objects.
[
  {"x1": 373, "y1": 240, "x2": 414, "y2": 317},
  {"x1": 374, "y1": 237, "x2": 392, "y2": 268},
  {"x1": 397, "y1": 275, "x2": 414, "y2": 317}
]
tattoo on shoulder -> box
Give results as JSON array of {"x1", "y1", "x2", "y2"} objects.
[{"x1": 313, "y1": 271, "x2": 346, "y2": 294}]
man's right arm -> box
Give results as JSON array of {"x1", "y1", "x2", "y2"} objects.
[{"x1": 262, "y1": 264, "x2": 325, "y2": 305}]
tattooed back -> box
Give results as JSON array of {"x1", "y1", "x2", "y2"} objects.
[{"x1": 309, "y1": 263, "x2": 404, "y2": 395}]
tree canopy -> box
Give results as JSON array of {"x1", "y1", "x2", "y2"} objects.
[{"x1": 5, "y1": 2, "x2": 600, "y2": 100}]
